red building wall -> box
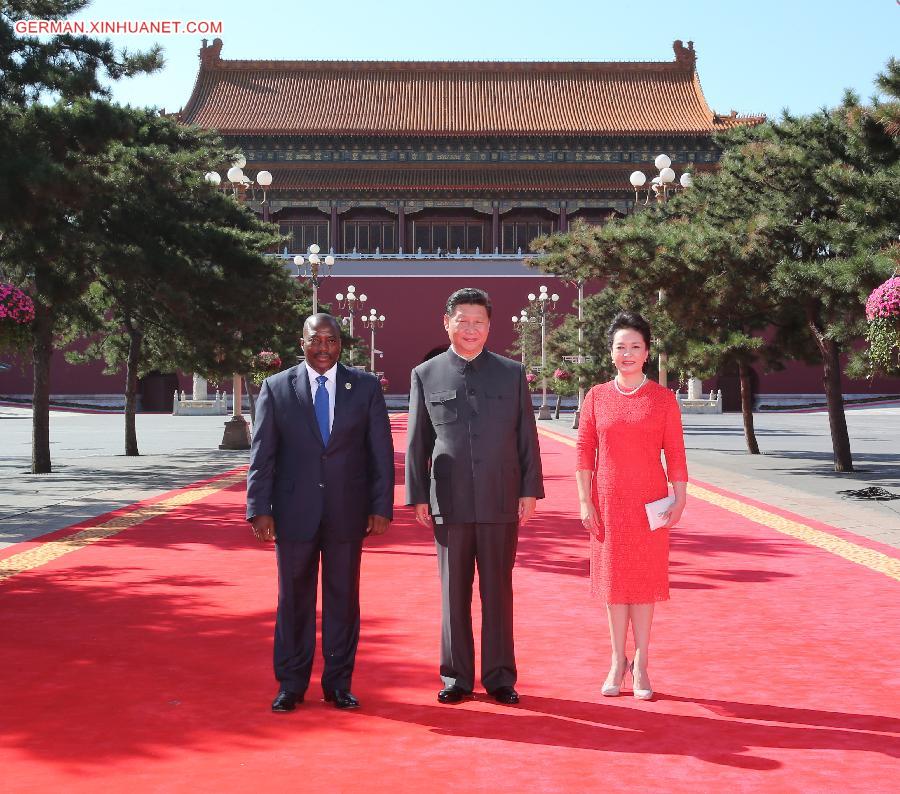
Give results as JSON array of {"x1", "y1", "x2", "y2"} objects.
[{"x1": 3, "y1": 275, "x2": 897, "y2": 402}]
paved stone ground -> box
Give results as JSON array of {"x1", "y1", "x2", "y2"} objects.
[
  {"x1": 0, "y1": 407, "x2": 243, "y2": 550},
  {"x1": 544, "y1": 404, "x2": 900, "y2": 549},
  {"x1": 2, "y1": 403, "x2": 898, "y2": 551}
]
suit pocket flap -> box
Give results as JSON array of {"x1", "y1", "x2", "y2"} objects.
[{"x1": 428, "y1": 389, "x2": 457, "y2": 403}]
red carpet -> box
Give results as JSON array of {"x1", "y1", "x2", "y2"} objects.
[{"x1": 1, "y1": 416, "x2": 898, "y2": 792}]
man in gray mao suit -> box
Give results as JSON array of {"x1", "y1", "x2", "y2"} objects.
[{"x1": 406, "y1": 288, "x2": 544, "y2": 705}]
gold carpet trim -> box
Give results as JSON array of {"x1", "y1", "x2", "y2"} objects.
[
  {"x1": 0, "y1": 471, "x2": 246, "y2": 584},
  {"x1": 537, "y1": 427, "x2": 900, "y2": 582}
]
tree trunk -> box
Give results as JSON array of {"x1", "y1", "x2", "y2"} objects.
[
  {"x1": 554, "y1": 392, "x2": 562, "y2": 420},
  {"x1": 31, "y1": 307, "x2": 54, "y2": 474},
  {"x1": 243, "y1": 376, "x2": 257, "y2": 426},
  {"x1": 738, "y1": 360, "x2": 760, "y2": 455},
  {"x1": 124, "y1": 326, "x2": 143, "y2": 456},
  {"x1": 820, "y1": 337, "x2": 853, "y2": 472}
]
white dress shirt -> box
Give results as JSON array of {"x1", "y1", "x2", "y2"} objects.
[{"x1": 304, "y1": 361, "x2": 336, "y2": 432}]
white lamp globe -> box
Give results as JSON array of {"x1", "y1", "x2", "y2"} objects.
[
  {"x1": 347, "y1": 284, "x2": 355, "y2": 293},
  {"x1": 651, "y1": 176, "x2": 662, "y2": 185},
  {"x1": 256, "y1": 170, "x2": 273, "y2": 187},
  {"x1": 528, "y1": 293, "x2": 536, "y2": 301},
  {"x1": 335, "y1": 293, "x2": 344, "y2": 301},
  {"x1": 359, "y1": 294, "x2": 367, "y2": 302},
  {"x1": 512, "y1": 316, "x2": 519, "y2": 323},
  {"x1": 226, "y1": 166, "x2": 244, "y2": 183},
  {"x1": 309, "y1": 254, "x2": 320, "y2": 265},
  {"x1": 629, "y1": 171, "x2": 647, "y2": 187},
  {"x1": 204, "y1": 171, "x2": 221, "y2": 185},
  {"x1": 293, "y1": 255, "x2": 304, "y2": 267},
  {"x1": 233, "y1": 155, "x2": 247, "y2": 169},
  {"x1": 309, "y1": 244, "x2": 321, "y2": 255},
  {"x1": 551, "y1": 293, "x2": 560, "y2": 302},
  {"x1": 660, "y1": 167, "x2": 676, "y2": 184},
  {"x1": 654, "y1": 154, "x2": 672, "y2": 170},
  {"x1": 680, "y1": 172, "x2": 693, "y2": 188},
  {"x1": 379, "y1": 315, "x2": 385, "y2": 322},
  {"x1": 324, "y1": 255, "x2": 335, "y2": 266}
]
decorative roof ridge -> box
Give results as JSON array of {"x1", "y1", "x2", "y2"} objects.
[
  {"x1": 195, "y1": 37, "x2": 699, "y2": 74},
  {"x1": 712, "y1": 109, "x2": 768, "y2": 127},
  {"x1": 713, "y1": 109, "x2": 768, "y2": 121}
]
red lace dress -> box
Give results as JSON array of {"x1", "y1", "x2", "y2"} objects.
[{"x1": 576, "y1": 380, "x2": 688, "y2": 603}]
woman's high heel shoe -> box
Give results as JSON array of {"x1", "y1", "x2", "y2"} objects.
[
  {"x1": 631, "y1": 661, "x2": 654, "y2": 700},
  {"x1": 601, "y1": 659, "x2": 629, "y2": 697}
]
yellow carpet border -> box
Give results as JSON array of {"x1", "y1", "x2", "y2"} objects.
[
  {"x1": 0, "y1": 471, "x2": 246, "y2": 584},
  {"x1": 537, "y1": 427, "x2": 900, "y2": 583}
]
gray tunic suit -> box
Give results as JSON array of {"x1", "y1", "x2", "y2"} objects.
[{"x1": 406, "y1": 348, "x2": 544, "y2": 691}]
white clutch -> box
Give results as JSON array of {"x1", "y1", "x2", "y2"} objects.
[{"x1": 645, "y1": 495, "x2": 675, "y2": 531}]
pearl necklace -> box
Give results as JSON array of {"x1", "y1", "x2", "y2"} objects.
[{"x1": 614, "y1": 374, "x2": 647, "y2": 396}]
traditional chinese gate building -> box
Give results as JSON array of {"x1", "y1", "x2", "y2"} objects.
[
  {"x1": 174, "y1": 37, "x2": 779, "y2": 399},
  {"x1": 4, "y1": 40, "x2": 894, "y2": 405}
]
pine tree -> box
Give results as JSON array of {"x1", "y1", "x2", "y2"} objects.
[{"x1": 0, "y1": 2, "x2": 161, "y2": 472}]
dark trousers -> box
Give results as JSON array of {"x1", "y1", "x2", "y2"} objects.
[
  {"x1": 434, "y1": 522, "x2": 518, "y2": 693},
  {"x1": 273, "y1": 534, "x2": 363, "y2": 695}
]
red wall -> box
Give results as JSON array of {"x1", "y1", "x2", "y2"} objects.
[
  {"x1": 3, "y1": 276, "x2": 898, "y2": 399},
  {"x1": 314, "y1": 276, "x2": 580, "y2": 391}
]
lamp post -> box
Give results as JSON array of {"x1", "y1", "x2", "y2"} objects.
[
  {"x1": 205, "y1": 155, "x2": 273, "y2": 220},
  {"x1": 293, "y1": 244, "x2": 335, "y2": 315},
  {"x1": 573, "y1": 279, "x2": 585, "y2": 429},
  {"x1": 335, "y1": 285, "x2": 368, "y2": 365},
  {"x1": 511, "y1": 308, "x2": 538, "y2": 366},
  {"x1": 527, "y1": 285, "x2": 558, "y2": 420},
  {"x1": 628, "y1": 154, "x2": 693, "y2": 388},
  {"x1": 205, "y1": 155, "x2": 273, "y2": 450},
  {"x1": 361, "y1": 308, "x2": 386, "y2": 372}
]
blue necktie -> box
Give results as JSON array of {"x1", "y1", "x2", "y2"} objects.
[{"x1": 314, "y1": 375, "x2": 330, "y2": 445}]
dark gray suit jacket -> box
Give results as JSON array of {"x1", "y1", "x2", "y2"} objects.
[
  {"x1": 246, "y1": 362, "x2": 394, "y2": 542},
  {"x1": 405, "y1": 349, "x2": 544, "y2": 525}
]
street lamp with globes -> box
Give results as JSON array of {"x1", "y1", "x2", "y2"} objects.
[
  {"x1": 628, "y1": 154, "x2": 693, "y2": 388},
  {"x1": 527, "y1": 285, "x2": 558, "y2": 420},
  {"x1": 293, "y1": 244, "x2": 335, "y2": 315},
  {"x1": 511, "y1": 308, "x2": 538, "y2": 366},
  {"x1": 335, "y1": 285, "x2": 368, "y2": 365},
  {"x1": 204, "y1": 155, "x2": 274, "y2": 450},
  {"x1": 205, "y1": 155, "x2": 274, "y2": 220},
  {"x1": 360, "y1": 309, "x2": 386, "y2": 372}
]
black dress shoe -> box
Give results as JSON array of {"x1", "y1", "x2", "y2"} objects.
[
  {"x1": 489, "y1": 686, "x2": 520, "y2": 705},
  {"x1": 438, "y1": 685, "x2": 474, "y2": 704},
  {"x1": 324, "y1": 689, "x2": 360, "y2": 709},
  {"x1": 271, "y1": 690, "x2": 303, "y2": 712}
]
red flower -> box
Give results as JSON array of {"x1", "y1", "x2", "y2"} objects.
[{"x1": 866, "y1": 277, "x2": 900, "y2": 321}]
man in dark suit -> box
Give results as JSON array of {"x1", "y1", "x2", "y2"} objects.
[
  {"x1": 247, "y1": 313, "x2": 394, "y2": 713},
  {"x1": 406, "y1": 288, "x2": 544, "y2": 705}
]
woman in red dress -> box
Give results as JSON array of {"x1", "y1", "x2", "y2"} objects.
[{"x1": 575, "y1": 312, "x2": 687, "y2": 700}]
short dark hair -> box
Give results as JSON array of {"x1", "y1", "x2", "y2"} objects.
[
  {"x1": 304, "y1": 313, "x2": 341, "y2": 336},
  {"x1": 607, "y1": 311, "x2": 652, "y2": 372},
  {"x1": 445, "y1": 287, "x2": 492, "y2": 319}
]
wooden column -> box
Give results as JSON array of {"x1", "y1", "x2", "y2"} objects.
[
  {"x1": 492, "y1": 204, "x2": 500, "y2": 254},
  {"x1": 330, "y1": 203, "x2": 339, "y2": 253},
  {"x1": 398, "y1": 203, "x2": 406, "y2": 253},
  {"x1": 559, "y1": 203, "x2": 567, "y2": 233}
]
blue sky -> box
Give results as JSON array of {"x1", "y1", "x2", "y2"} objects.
[{"x1": 59, "y1": 0, "x2": 898, "y2": 118}]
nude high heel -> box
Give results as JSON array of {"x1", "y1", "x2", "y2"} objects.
[
  {"x1": 631, "y1": 661, "x2": 654, "y2": 700},
  {"x1": 601, "y1": 659, "x2": 629, "y2": 697}
]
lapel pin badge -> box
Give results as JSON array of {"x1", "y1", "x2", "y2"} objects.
[{"x1": 345, "y1": 382, "x2": 352, "y2": 390}]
